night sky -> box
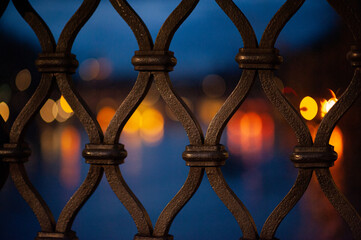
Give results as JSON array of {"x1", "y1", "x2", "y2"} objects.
[{"x1": 0, "y1": 0, "x2": 339, "y2": 79}]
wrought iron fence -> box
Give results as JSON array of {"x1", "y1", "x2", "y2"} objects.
[{"x1": 1, "y1": 0, "x2": 361, "y2": 239}]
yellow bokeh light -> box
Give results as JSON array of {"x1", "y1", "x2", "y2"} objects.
[
  {"x1": 0, "y1": 102, "x2": 10, "y2": 122},
  {"x1": 40, "y1": 99, "x2": 56, "y2": 123},
  {"x1": 55, "y1": 99, "x2": 73, "y2": 122},
  {"x1": 97, "y1": 106, "x2": 116, "y2": 132},
  {"x1": 123, "y1": 110, "x2": 142, "y2": 134},
  {"x1": 140, "y1": 108, "x2": 164, "y2": 144},
  {"x1": 60, "y1": 96, "x2": 73, "y2": 113},
  {"x1": 141, "y1": 109, "x2": 164, "y2": 134},
  {"x1": 300, "y1": 96, "x2": 318, "y2": 120}
]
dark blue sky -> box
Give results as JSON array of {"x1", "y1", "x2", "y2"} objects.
[{"x1": 0, "y1": 0, "x2": 339, "y2": 78}]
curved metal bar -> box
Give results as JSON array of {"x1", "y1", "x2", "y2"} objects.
[
  {"x1": 10, "y1": 74, "x2": 53, "y2": 143},
  {"x1": 154, "y1": 0, "x2": 199, "y2": 50},
  {"x1": 109, "y1": 0, "x2": 153, "y2": 50},
  {"x1": 260, "y1": 169, "x2": 313, "y2": 239},
  {"x1": 0, "y1": 0, "x2": 9, "y2": 18},
  {"x1": 260, "y1": 0, "x2": 305, "y2": 48},
  {"x1": 205, "y1": 70, "x2": 256, "y2": 145},
  {"x1": 315, "y1": 70, "x2": 361, "y2": 146},
  {"x1": 56, "y1": 165, "x2": 103, "y2": 232},
  {"x1": 315, "y1": 168, "x2": 361, "y2": 239},
  {"x1": 153, "y1": 167, "x2": 204, "y2": 236},
  {"x1": 326, "y1": 0, "x2": 361, "y2": 41},
  {"x1": 215, "y1": 0, "x2": 257, "y2": 48},
  {"x1": 55, "y1": 73, "x2": 103, "y2": 143},
  {"x1": 10, "y1": 163, "x2": 55, "y2": 231},
  {"x1": 153, "y1": 72, "x2": 204, "y2": 145},
  {"x1": 104, "y1": 165, "x2": 153, "y2": 235},
  {"x1": 104, "y1": 72, "x2": 152, "y2": 144},
  {"x1": 56, "y1": 0, "x2": 100, "y2": 52},
  {"x1": 12, "y1": 0, "x2": 56, "y2": 52},
  {"x1": 258, "y1": 71, "x2": 313, "y2": 146},
  {"x1": 206, "y1": 167, "x2": 258, "y2": 239}
]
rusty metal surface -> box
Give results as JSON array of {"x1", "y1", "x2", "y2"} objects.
[{"x1": 0, "y1": 0, "x2": 361, "y2": 239}]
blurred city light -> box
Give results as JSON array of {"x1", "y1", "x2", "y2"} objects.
[
  {"x1": 55, "y1": 99, "x2": 73, "y2": 123},
  {"x1": 60, "y1": 95, "x2": 73, "y2": 113},
  {"x1": 60, "y1": 126, "x2": 81, "y2": 189},
  {"x1": 97, "y1": 57, "x2": 113, "y2": 80},
  {"x1": 0, "y1": 102, "x2": 9, "y2": 122},
  {"x1": 123, "y1": 109, "x2": 142, "y2": 134},
  {"x1": 79, "y1": 58, "x2": 113, "y2": 81},
  {"x1": 199, "y1": 99, "x2": 223, "y2": 125},
  {"x1": 239, "y1": 112, "x2": 263, "y2": 159},
  {"x1": 300, "y1": 96, "x2": 318, "y2": 120},
  {"x1": 227, "y1": 107, "x2": 274, "y2": 165},
  {"x1": 97, "y1": 106, "x2": 116, "y2": 132},
  {"x1": 140, "y1": 108, "x2": 164, "y2": 145},
  {"x1": 320, "y1": 90, "x2": 338, "y2": 118},
  {"x1": 330, "y1": 126, "x2": 343, "y2": 160},
  {"x1": 40, "y1": 99, "x2": 56, "y2": 123},
  {"x1": 79, "y1": 58, "x2": 100, "y2": 81},
  {"x1": 15, "y1": 69, "x2": 31, "y2": 91},
  {"x1": 40, "y1": 126, "x2": 60, "y2": 164},
  {"x1": 202, "y1": 74, "x2": 226, "y2": 98}
]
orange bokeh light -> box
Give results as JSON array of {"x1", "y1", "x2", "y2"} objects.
[
  {"x1": 227, "y1": 110, "x2": 274, "y2": 165},
  {"x1": 97, "y1": 106, "x2": 116, "y2": 132},
  {"x1": 60, "y1": 126, "x2": 81, "y2": 189}
]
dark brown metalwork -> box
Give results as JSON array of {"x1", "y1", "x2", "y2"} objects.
[{"x1": 1, "y1": 0, "x2": 361, "y2": 239}]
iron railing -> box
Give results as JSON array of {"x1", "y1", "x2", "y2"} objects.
[{"x1": 1, "y1": 0, "x2": 361, "y2": 239}]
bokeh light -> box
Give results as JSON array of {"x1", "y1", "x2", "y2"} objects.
[
  {"x1": 199, "y1": 99, "x2": 223, "y2": 125},
  {"x1": 320, "y1": 89, "x2": 338, "y2": 117},
  {"x1": 55, "y1": 99, "x2": 73, "y2": 122},
  {"x1": 0, "y1": 102, "x2": 10, "y2": 122},
  {"x1": 300, "y1": 96, "x2": 318, "y2": 120},
  {"x1": 202, "y1": 74, "x2": 226, "y2": 98},
  {"x1": 15, "y1": 69, "x2": 31, "y2": 91},
  {"x1": 123, "y1": 110, "x2": 142, "y2": 134},
  {"x1": 40, "y1": 99, "x2": 56, "y2": 123},
  {"x1": 60, "y1": 95, "x2": 73, "y2": 113},
  {"x1": 140, "y1": 108, "x2": 164, "y2": 145},
  {"x1": 227, "y1": 108, "x2": 275, "y2": 165},
  {"x1": 321, "y1": 98, "x2": 337, "y2": 117},
  {"x1": 240, "y1": 112, "x2": 263, "y2": 153},
  {"x1": 330, "y1": 126, "x2": 343, "y2": 160},
  {"x1": 60, "y1": 126, "x2": 81, "y2": 189},
  {"x1": 97, "y1": 57, "x2": 113, "y2": 80},
  {"x1": 79, "y1": 58, "x2": 100, "y2": 81},
  {"x1": 97, "y1": 106, "x2": 116, "y2": 132}
]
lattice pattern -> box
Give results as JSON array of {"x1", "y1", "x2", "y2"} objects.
[{"x1": 1, "y1": 0, "x2": 361, "y2": 239}]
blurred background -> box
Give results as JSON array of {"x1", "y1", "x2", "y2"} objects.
[{"x1": 1, "y1": 0, "x2": 361, "y2": 239}]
